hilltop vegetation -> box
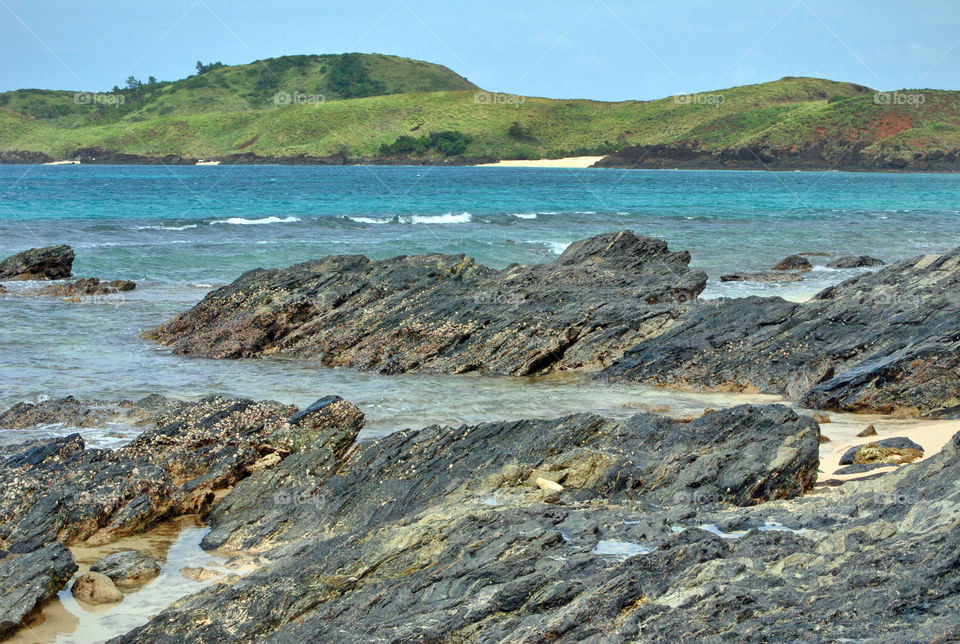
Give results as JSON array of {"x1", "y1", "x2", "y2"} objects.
[{"x1": 1, "y1": 54, "x2": 959, "y2": 170}]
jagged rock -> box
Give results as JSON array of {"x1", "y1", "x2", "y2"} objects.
[
  {"x1": 828, "y1": 255, "x2": 885, "y2": 269},
  {"x1": 0, "y1": 395, "x2": 364, "y2": 552},
  {"x1": 111, "y1": 421, "x2": 960, "y2": 642},
  {"x1": 0, "y1": 543, "x2": 77, "y2": 638},
  {"x1": 839, "y1": 437, "x2": 925, "y2": 465},
  {"x1": 771, "y1": 255, "x2": 811, "y2": 271},
  {"x1": 90, "y1": 551, "x2": 161, "y2": 589},
  {"x1": 202, "y1": 404, "x2": 817, "y2": 553},
  {"x1": 144, "y1": 231, "x2": 707, "y2": 376},
  {"x1": 858, "y1": 424, "x2": 878, "y2": 437},
  {"x1": 607, "y1": 248, "x2": 960, "y2": 416},
  {"x1": 71, "y1": 572, "x2": 123, "y2": 604},
  {"x1": 0, "y1": 245, "x2": 74, "y2": 280}
]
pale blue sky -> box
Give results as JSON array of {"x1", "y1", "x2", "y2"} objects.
[{"x1": 1, "y1": 1, "x2": 958, "y2": 100}]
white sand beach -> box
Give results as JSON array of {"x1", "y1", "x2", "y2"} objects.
[{"x1": 474, "y1": 156, "x2": 605, "y2": 168}]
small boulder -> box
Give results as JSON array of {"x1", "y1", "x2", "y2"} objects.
[
  {"x1": 771, "y1": 255, "x2": 812, "y2": 271},
  {"x1": 90, "y1": 550, "x2": 161, "y2": 589},
  {"x1": 827, "y1": 256, "x2": 885, "y2": 269},
  {"x1": 839, "y1": 437, "x2": 924, "y2": 465},
  {"x1": 0, "y1": 245, "x2": 74, "y2": 280},
  {"x1": 71, "y1": 571, "x2": 123, "y2": 604},
  {"x1": 857, "y1": 425, "x2": 878, "y2": 437},
  {"x1": 812, "y1": 413, "x2": 831, "y2": 424}
]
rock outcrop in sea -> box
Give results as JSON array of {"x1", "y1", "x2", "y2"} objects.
[
  {"x1": 0, "y1": 245, "x2": 74, "y2": 280},
  {"x1": 146, "y1": 231, "x2": 707, "y2": 375},
  {"x1": 608, "y1": 247, "x2": 960, "y2": 417}
]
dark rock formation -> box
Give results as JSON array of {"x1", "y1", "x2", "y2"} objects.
[
  {"x1": 720, "y1": 271, "x2": 804, "y2": 283},
  {"x1": 839, "y1": 437, "x2": 925, "y2": 465},
  {"x1": 111, "y1": 404, "x2": 821, "y2": 642},
  {"x1": 110, "y1": 413, "x2": 960, "y2": 642},
  {"x1": 34, "y1": 277, "x2": 136, "y2": 299},
  {"x1": 90, "y1": 551, "x2": 162, "y2": 589},
  {"x1": 145, "y1": 231, "x2": 707, "y2": 376},
  {"x1": 828, "y1": 255, "x2": 885, "y2": 269},
  {"x1": 0, "y1": 543, "x2": 77, "y2": 638},
  {"x1": 0, "y1": 245, "x2": 74, "y2": 280},
  {"x1": 771, "y1": 255, "x2": 811, "y2": 271},
  {"x1": 608, "y1": 248, "x2": 960, "y2": 416},
  {"x1": 0, "y1": 395, "x2": 363, "y2": 553}
]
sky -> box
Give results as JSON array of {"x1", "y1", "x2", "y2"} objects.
[{"x1": 1, "y1": 0, "x2": 958, "y2": 100}]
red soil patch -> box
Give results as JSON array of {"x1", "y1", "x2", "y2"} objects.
[{"x1": 869, "y1": 112, "x2": 914, "y2": 139}]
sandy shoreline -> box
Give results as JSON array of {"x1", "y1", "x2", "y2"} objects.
[
  {"x1": 817, "y1": 415, "x2": 959, "y2": 482},
  {"x1": 474, "y1": 156, "x2": 605, "y2": 168}
]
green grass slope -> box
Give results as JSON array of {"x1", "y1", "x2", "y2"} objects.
[
  {"x1": 0, "y1": 53, "x2": 477, "y2": 127},
  {"x1": 2, "y1": 63, "x2": 959, "y2": 170}
]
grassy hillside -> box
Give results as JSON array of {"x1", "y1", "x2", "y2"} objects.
[
  {"x1": 0, "y1": 53, "x2": 477, "y2": 127},
  {"x1": 2, "y1": 57, "x2": 959, "y2": 169}
]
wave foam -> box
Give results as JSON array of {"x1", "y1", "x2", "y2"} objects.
[
  {"x1": 401, "y1": 212, "x2": 472, "y2": 225},
  {"x1": 210, "y1": 216, "x2": 301, "y2": 226},
  {"x1": 347, "y1": 216, "x2": 391, "y2": 224},
  {"x1": 134, "y1": 224, "x2": 198, "y2": 231},
  {"x1": 511, "y1": 213, "x2": 537, "y2": 219}
]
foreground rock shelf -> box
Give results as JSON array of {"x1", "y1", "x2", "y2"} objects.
[{"x1": 2, "y1": 393, "x2": 960, "y2": 641}]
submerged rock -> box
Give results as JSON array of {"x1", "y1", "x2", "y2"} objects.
[
  {"x1": 828, "y1": 255, "x2": 885, "y2": 269},
  {"x1": 771, "y1": 254, "x2": 812, "y2": 271},
  {"x1": 145, "y1": 230, "x2": 707, "y2": 375},
  {"x1": 0, "y1": 245, "x2": 74, "y2": 280},
  {"x1": 91, "y1": 551, "x2": 162, "y2": 589},
  {"x1": 720, "y1": 271, "x2": 804, "y2": 283},
  {"x1": 0, "y1": 543, "x2": 77, "y2": 638},
  {"x1": 608, "y1": 248, "x2": 960, "y2": 416},
  {"x1": 72, "y1": 571, "x2": 123, "y2": 604},
  {"x1": 34, "y1": 277, "x2": 136, "y2": 300}
]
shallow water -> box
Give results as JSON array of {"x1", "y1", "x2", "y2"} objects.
[{"x1": 8, "y1": 516, "x2": 237, "y2": 644}]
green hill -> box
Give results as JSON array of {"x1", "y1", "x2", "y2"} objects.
[
  {"x1": 0, "y1": 53, "x2": 477, "y2": 127},
  {"x1": 1, "y1": 55, "x2": 959, "y2": 171}
]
